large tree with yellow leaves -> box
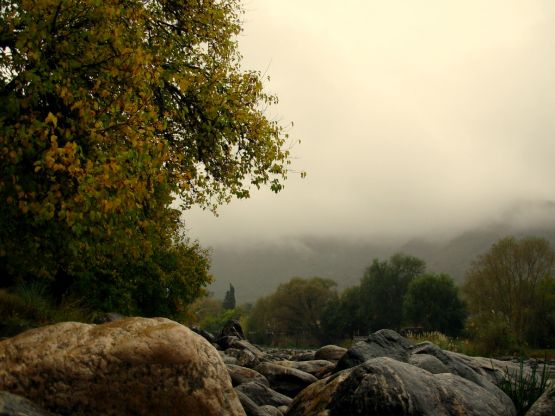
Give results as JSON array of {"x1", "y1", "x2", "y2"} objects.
[{"x1": 0, "y1": 0, "x2": 291, "y2": 314}]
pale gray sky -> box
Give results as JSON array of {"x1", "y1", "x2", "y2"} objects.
[{"x1": 185, "y1": 0, "x2": 555, "y2": 246}]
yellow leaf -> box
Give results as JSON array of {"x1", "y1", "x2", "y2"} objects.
[{"x1": 45, "y1": 112, "x2": 58, "y2": 127}]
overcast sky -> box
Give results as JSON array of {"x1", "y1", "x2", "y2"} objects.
[{"x1": 185, "y1": 0, "x2": 555, "y2": 246}]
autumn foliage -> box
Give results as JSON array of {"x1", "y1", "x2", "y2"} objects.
[{"x1": 0, "y1": 1, "x2": 290, "y2": 315}]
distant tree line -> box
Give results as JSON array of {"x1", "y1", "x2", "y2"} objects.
[
  {"x1": 241, "y1": 236, "x2": 555, "y2": 353},
  {"x1": 245, "y1": 254, "x2": 466, "y2": 346}
]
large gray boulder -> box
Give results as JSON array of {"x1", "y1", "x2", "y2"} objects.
[
  {"x1": 287, "y1": 357, "x2": 516, "y2": 416},
  {"x1": 0, "y1": 317, "x2": 245, "y2": 416},
  {"x1": 411, "y1": 342, "x2": 500, "y2": 393},
  {"x1": 335, "y1": 329, "x2": 413, "y2": 371}
]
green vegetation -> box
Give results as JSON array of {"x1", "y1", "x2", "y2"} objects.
[
  {"x1": 184, "y1": 292, "x2": 250, "y2": 335},
  {"x1": 498, "y1": 358, "x2": 550, "y2": 416},
  {"x1": 223, "y1": 284, "x2": 237, "y2": 310},
  {"x1": 0, "y1": 1, "x2": 292, "y2": 323},
  {"x1": 463, "y1": 236, "x2": 555, "y2": 351},
  {"x1": 403, "y1": 273, "x2": 467, "y2": 337},
  {"x1": 227, "y1": 238, "x2": 555, "y2": 354},
  {"x1": 248, "y1": 277, "x2": 338, "y2": 346},
  {"x1": 358, "y1": 254, "x2": 426, "y2": 332},
  {"x1": 0, "y1": 284, "x2": 90, "y2": 335},
  {"x1": 241, "y1": 255, "x2": 468, "y2": 348}
]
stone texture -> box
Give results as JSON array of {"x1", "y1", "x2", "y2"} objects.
[
  {"x1": 236, "y1": 391, "x2": 268, "y2": 416},
  {"x1": 0, "y1": 317, "x2": 245, "y2": 416},
  {"x1": 226, "y1": 348, "x2": 260, "y2": 368},
  {"x1": 272, "y1": 359, "x2": 334, "y2": 379},
  {"x1": 335, "y1": 328, "x2": 413, "y2": 371},
  {"x1": 0, "y1": 391, "x2": 56, "y2": 416},
  {"x1": 408, "y1": 353, "x2": 449, "y2": 374},
  {"x1": 235, "y1": 381, "x2": 292, "y2": 408},
  {"x1": 313, "y1": 345, "x2": 346, "y2": 362},
  {"x1": 229, "y1": 339, "x2": 266, "y2": 361},
  {"x1": 259, "y1": 405, "x2": 284, "y2": 416},
  {"x1": 255, "y1": 362, "x2": 317, "y2": 397},
  {"x1": 287, "y1": 357, "x2": 516, "y2": 416},
  {"x1": 227, "y1": 364, "x2": 270, "y2": 387},
  {"x1": 526, "y1": 383, "x2": 555, "y2": 416}
]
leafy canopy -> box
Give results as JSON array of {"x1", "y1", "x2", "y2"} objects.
[
  {"x1": 403, "y1": 272, "x2": 467, "y2": 337},
  {"x1": 0, "y1": 0, "x2": 292, "y2": 314},
  {"x1": 463, "y1": 236, "x2": 555, "y2": 348}
]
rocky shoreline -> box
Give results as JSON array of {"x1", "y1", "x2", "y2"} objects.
[{"x1": 0, "y1": 317, "x2": 553, "y2": 415}]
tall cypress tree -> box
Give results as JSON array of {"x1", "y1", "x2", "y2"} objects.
[{"x1": 223, "y1": 283, "x2": 236, "y2": 310}]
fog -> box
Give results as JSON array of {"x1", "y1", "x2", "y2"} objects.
[{"x1": 184, "y1": 1, "x2": 555, "y2": 250}]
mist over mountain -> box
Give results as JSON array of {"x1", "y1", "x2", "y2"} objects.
[{"x1": 205, "y1": 200, "x2": 555, "y2": 304}]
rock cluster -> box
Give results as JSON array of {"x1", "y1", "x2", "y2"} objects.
[{"x1": 0, "y1": 319, "x2": 552, "y2": 415}]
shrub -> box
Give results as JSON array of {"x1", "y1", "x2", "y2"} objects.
[
  {"x1": 466, "y1": 315, "x2": 518, "y2": 356},
  {"x1": 0, "y1": 283, "x2": 90, "y2": 334},
  {"x1": 498, "y1": 358, "x2": 550, "y2": 415}
]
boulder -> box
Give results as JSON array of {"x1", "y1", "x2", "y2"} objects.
[
  {"x1": 226, "y1": 348, "x2": 260, "y2": 368},
  {"x1": 255, "y1": 362, "x2": 317, "y2": 397},
  {"x1": 408, "y1": 353, "x2": 449, "y2": 374},
  {"x1": 412, "y1": 343, "x2": 487, "y2": 382},
  {"x1": 442, "y1": 351, "x2": 532, "y2": 386},
  {"x1": 229, "y1": 338, "x2": 266, "y2": 360},
  {"x1": 259, "y1": 405, "x2": 284, "y2": 416},
  {"x1": 335, "y1": 329, "x2": 413, "y2": 371},
  {"x1": 235, "y1": 391, "x2": 269, "y2": 416},
  {"x1": 235, "y1": 381, "x2": 292, "y2": 408},
  {"x1": 0, "y1": 391, "x2": 56, "y2": 416},
  {"x1": 287, "y1": 357, "x2": 516, "y2": 416},
  {"x1": 272, "y1": 360, "x2": 335, "y2": 379},
  {"x1": 526, "y1": 383, "x2": 555, "y2": 416},
  {"x1": 220, "y1": 352, "x2": 240, "y2": 365},
  {"x1": 291, "y1": 351, "x2": 315, "y2": 361},
  {"x1": 227, "y1": 364, "x2": 270, "y2": 387},
  {"x1": 0, "y1": 317, "x2": 245, "y2": 416},
  {"x1": 314, "y1": 345, "x2": 346, "y2": 362},
  {"x1": 191, "y1": 326, "x2": 216, "y2": 344},
  {"x1": 216, "y1": 319, "x2": 246, "y2": 349}
]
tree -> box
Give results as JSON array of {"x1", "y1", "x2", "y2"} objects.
[
  {"x1": 247, "y1": 277, "x2": 338, "y2": 345},
  {"x1": 403, "y1": 273, "x2": 467, "y2": 337},
  {"x1": 321, "y1": 285, "x2": 370, "y2": 342},
  {"x1": 0, "y1": 1, "x2": 292, "y2": 312},
  {"x1": 222, "y1": 283, "x2": 236, "y2": 310},
  {"x1": 463, "y1": 236, "x2": 555, "y2": 347},
  {"x1": 359, "y1": 253, "x2": 426, "y2": 331}
]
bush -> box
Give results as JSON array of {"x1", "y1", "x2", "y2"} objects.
[
  {"x1": 498, "y1": 358, "x2": 550, "y2": 415},
  {"x1": 0, "y1": 284, "x2": 90, "y2": 335},
  {"x1": 466, "y1": 315, "x2": 518, "y2": 356}
]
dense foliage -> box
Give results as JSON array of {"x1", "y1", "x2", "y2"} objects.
[
  {"x1": 358, "y1": 254, "x2": 426, "y2": 331},
  {"x1": 463, "y1": 236, "x2": 555, "y2": 350},
  {"x1": 0, "y1": 0, "x2": 291, "y2": 316},
  {"x1": 244, "y1": 255, "x2": 467, "y2": 346},
  {"x1": 403, "y1": 273, "x2": 467, "y2": 337},
  {"x1": 248, "y1": 277, "x2": 338, "y2": 345}
]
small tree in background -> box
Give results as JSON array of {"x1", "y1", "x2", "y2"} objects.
[
  {"x1": 247, "y1": 277, "x2": 338, "y2": 345},
  {"x1": 223, "y1": 283, "x2": 236, "y2": 310},
  {"x1": 463, "y1": 236, "x2": 555, "y2": 350}
]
